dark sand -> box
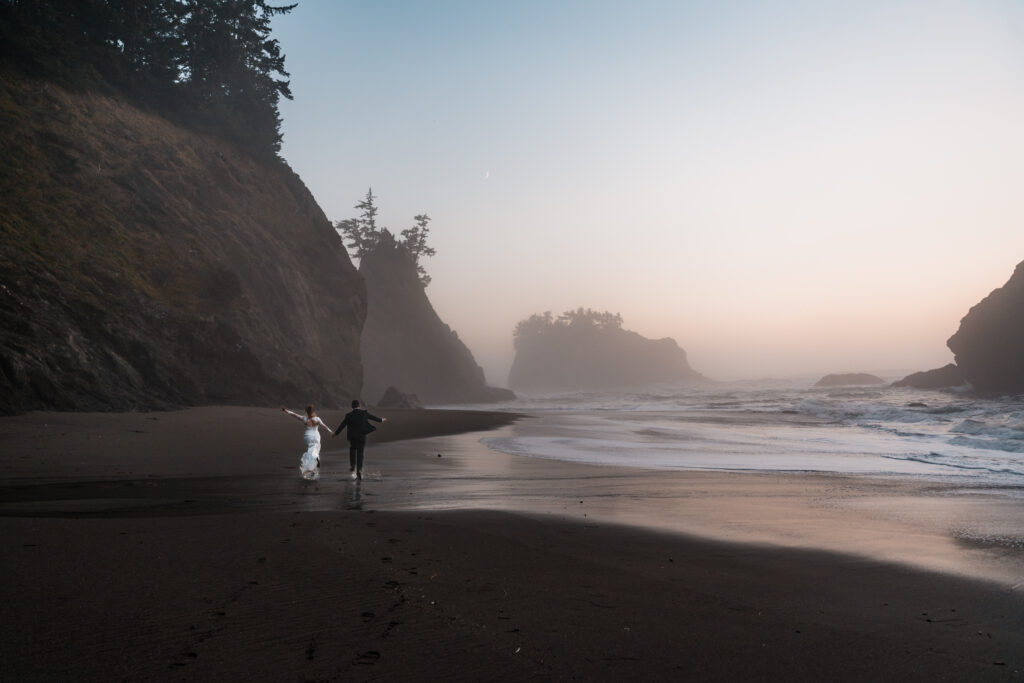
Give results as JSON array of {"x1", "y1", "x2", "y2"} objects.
[{"x1": 1, "y1": 407, "x2": 1022, "y2": 681}]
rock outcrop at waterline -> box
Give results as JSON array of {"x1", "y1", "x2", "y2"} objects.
[
  {"x1": 358, "y1": 236, "x2": 514, "y2": 405},
  {"x1": 946, "y1": 260, "x2": 1024, "y2": 394},
  {"x1": 892, "y1": 364, "x2": 966, "y2": 390},
  {"x1": 0, "y1": 72, "x2": 365, "y2": 414},
  {"x1": 895, "y1": 259, "x2": 1023, "y2": 393}
]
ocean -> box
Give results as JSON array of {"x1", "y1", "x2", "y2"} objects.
[{"x1": 452, "y1": 380, "x2": 1024, "y2": 489}]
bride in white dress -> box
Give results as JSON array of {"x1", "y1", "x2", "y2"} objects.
[{"x1": 281, "y1": 405, "x2": 333, "y2": 480}]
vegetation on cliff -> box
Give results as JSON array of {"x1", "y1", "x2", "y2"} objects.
[
  {"x1": 1, "y1": 0, "x2": 294, "y2": 157},
  {"x1": 335, "y1": 189, "x2": 436, "y2": 287},
  {"x1": 509, "y1": 309, "x2": 704, "y2": 391}
]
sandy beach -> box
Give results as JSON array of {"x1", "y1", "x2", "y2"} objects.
[{"x1": 1, "y1": 406, "x2": 1023, "y2": 681}]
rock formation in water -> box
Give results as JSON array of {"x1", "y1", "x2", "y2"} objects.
[
  {"x1": 508, "y1": 309, "x2": 704, "y2": 392},
  {"x1": 945, "y1": 259, "x2": 1024, "y2": 394},
  {"x1": 815, "y1": 373, "x2": 886, "y2": 387},
  {"x1": 894, "y1": 259, "x2": 1023, "y2": 393},
  {"x1": 0, "y1": 72, "x2": 365, "y2": 414},
  {"x1": 358, "y1": 235, "x2": 514, "y2": 405},
  {"x1": 891, "y1": 364, "x2": 966, "y2": 390},
  {"x1": 376, "y1": 386, "x2": 424, "y2": 410}
]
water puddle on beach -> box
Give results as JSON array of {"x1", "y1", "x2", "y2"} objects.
[
  {"x1": 4, "y1": 423, "x2": 1021, "y2": 588},
  {"x1": 347, "y1": 429, "x2": 1024, "y2": 590}
]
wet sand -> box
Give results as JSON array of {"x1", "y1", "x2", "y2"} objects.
[{"x1": 1, "y1": 407, "x2": 1023, "y2": 680}]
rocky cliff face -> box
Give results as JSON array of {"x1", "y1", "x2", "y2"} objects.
[
  {"x1": 358, "y1": 238, "x2": 513, "y2": 405},
  {"x1": 509, "y1": 323, "x2": 704, "y2": 392},
  {"x1": 0, "y1": 72, "x2": 365, "y2": 414},
  {"x1": 946, "y1": 260, "x2": 1024, "y2": 394}
]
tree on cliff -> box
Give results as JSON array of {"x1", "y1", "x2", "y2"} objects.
[
  {"x1": 335, "y1": 189, "x2": 436, "y2": 287},
  {"x1": 336, "y1": 189, "x2": 383, "y2": 258},
  {"x1": 401, "y1": 214, "x2": 437, "y2": 286},
  {"x1": 0, "y1": 0, "x2": 294, "y2": 156}
]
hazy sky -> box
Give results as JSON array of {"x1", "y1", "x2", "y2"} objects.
[{"x1": 272, "y1": 1, "x2": 1024, "y2": 384}]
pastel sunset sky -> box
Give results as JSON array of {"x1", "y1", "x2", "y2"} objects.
[{"x1": 272, "y1": 0, "x2": 1024, "y2": 383}]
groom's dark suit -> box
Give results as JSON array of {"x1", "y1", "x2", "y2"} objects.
[
  {"x1": 333, "y1": 407, "x2": 383, "y2": 476},
  {"x1": 333, "y1": 408, "x2": 383, "y2": 440}
]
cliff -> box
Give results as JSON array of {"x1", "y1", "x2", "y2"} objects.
[
  {"x1": 0, "y1": 71, "x2": 365, "y2": 414},
  {"x1": 508, "y1": 311, "x2": 704, "y2": 392},
  {"x1": 946, "y1": 260, "x2": 1024, "y2": 394},
  {"x1": 358, "y1": 237, "x2": 513, "y2": 405}
]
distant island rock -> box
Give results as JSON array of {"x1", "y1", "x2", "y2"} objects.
[
  {"x1": 359, "y1": 234, "x2": 514, "y2": 405},
  {"x1": 508, "y1": 309, "x2": 704, "y2": 392},
  {"x1": 946, "y1": 260, "x2": 1024, "y2": 394},
  {"x1": 895, "y1": 259, "x2": 1023, "y2": 394},
  {"x1": 815, "y1": 373, "x2": 886, "y2": 387},
  {"x1": 0, "y1": 72, "x2": 363, "y2": 414}
]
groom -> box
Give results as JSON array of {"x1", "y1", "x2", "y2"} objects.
[{"x1": 332, "y1": 399, "x2": 386, "y2": 480}]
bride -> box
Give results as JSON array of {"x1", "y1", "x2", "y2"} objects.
[{"x1": 281, "y1": 405, "x2": 334, "y2": 480}]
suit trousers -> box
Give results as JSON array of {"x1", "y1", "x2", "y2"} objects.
[{"x1": 348, "y1": 436, "x2": 367, "y2": 472}]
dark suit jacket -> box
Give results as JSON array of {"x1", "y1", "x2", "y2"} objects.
[{"x1": 333, "y1": 408, "x2": 383, "y2": 440}]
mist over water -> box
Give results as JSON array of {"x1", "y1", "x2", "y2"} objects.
[
  {"x1": 447, "y1": 380, "x2": 1024, "y2": 488},
  {"x1": 272, "y1": 2, "x2": 1024, "y2": 387}
]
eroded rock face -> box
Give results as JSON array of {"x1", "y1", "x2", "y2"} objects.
[
  {"x1": 358, "y1": 239, "x2": 514, "y2": 405},
  {"x1": 947, "y1": 260, "x2": 1024, "y2": 394},
  {"x1": 0, "y1": 74, "x2": 365, "y2": 413}
]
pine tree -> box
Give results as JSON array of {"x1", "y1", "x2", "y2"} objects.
[
  {"x1": 401, "y1": 214, "x2": 437, "y2": 286},
  {"x1": 335, "y1": 189, "x2": 383, "y2": 259}
]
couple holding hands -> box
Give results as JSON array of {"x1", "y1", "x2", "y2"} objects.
[{"x1": 281, "y1": 400, "x2": 386, "y2": 481}]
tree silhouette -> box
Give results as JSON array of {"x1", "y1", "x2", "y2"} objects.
[
  {"x1": 0, "y1": 0, "x2": 295, "y2": 157},
  {"x1": 335, "y1": 189, "x2": 437, "y2": 287},
  {"x1": 335, "y1": 189, "x2": 383, "y2": 259},
  {"x1": 513, "y1": 309, "x2": 624, "y2": 350},
  {"x1": 401, "y1": 214, "x2": 437, "y2": 286}
]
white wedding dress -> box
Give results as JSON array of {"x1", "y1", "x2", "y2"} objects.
[{"x1": 284, "y1": 410, "x2": 330, "y2": 480}]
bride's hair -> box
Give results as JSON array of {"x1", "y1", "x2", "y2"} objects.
[{"x1": 305, "y1": 404, "x2": 315, "y2": 417}]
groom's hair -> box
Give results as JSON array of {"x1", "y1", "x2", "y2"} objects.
[{"x1": 351, "y1": 399, "x2": 360, "y2": 408}]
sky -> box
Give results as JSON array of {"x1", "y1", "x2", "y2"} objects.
[{"x1": 271, "y1": 0, "x2": 1024, "y2": 384}]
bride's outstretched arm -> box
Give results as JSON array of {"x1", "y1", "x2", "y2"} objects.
[
  {"x1": 317, "y1": 418, "x2": 334, "y2": 433},
  {"x1": 281, "y1": 407, "x2": 304, "y2": 421}
]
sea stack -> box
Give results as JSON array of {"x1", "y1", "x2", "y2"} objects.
[
  {"x1": 508, "y1": 309, "x2": 704, "y2": 392},
  {"x1": 946, "y1": 260, "x2": 1024, "y2": 394},
  {"x1": 358, "y1": 234, "x2": 514, "y2": 404}
]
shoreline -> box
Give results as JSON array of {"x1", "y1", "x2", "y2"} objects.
[{"x1": 2, "y1": 406, "x2": 1023, "y2": 679}]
